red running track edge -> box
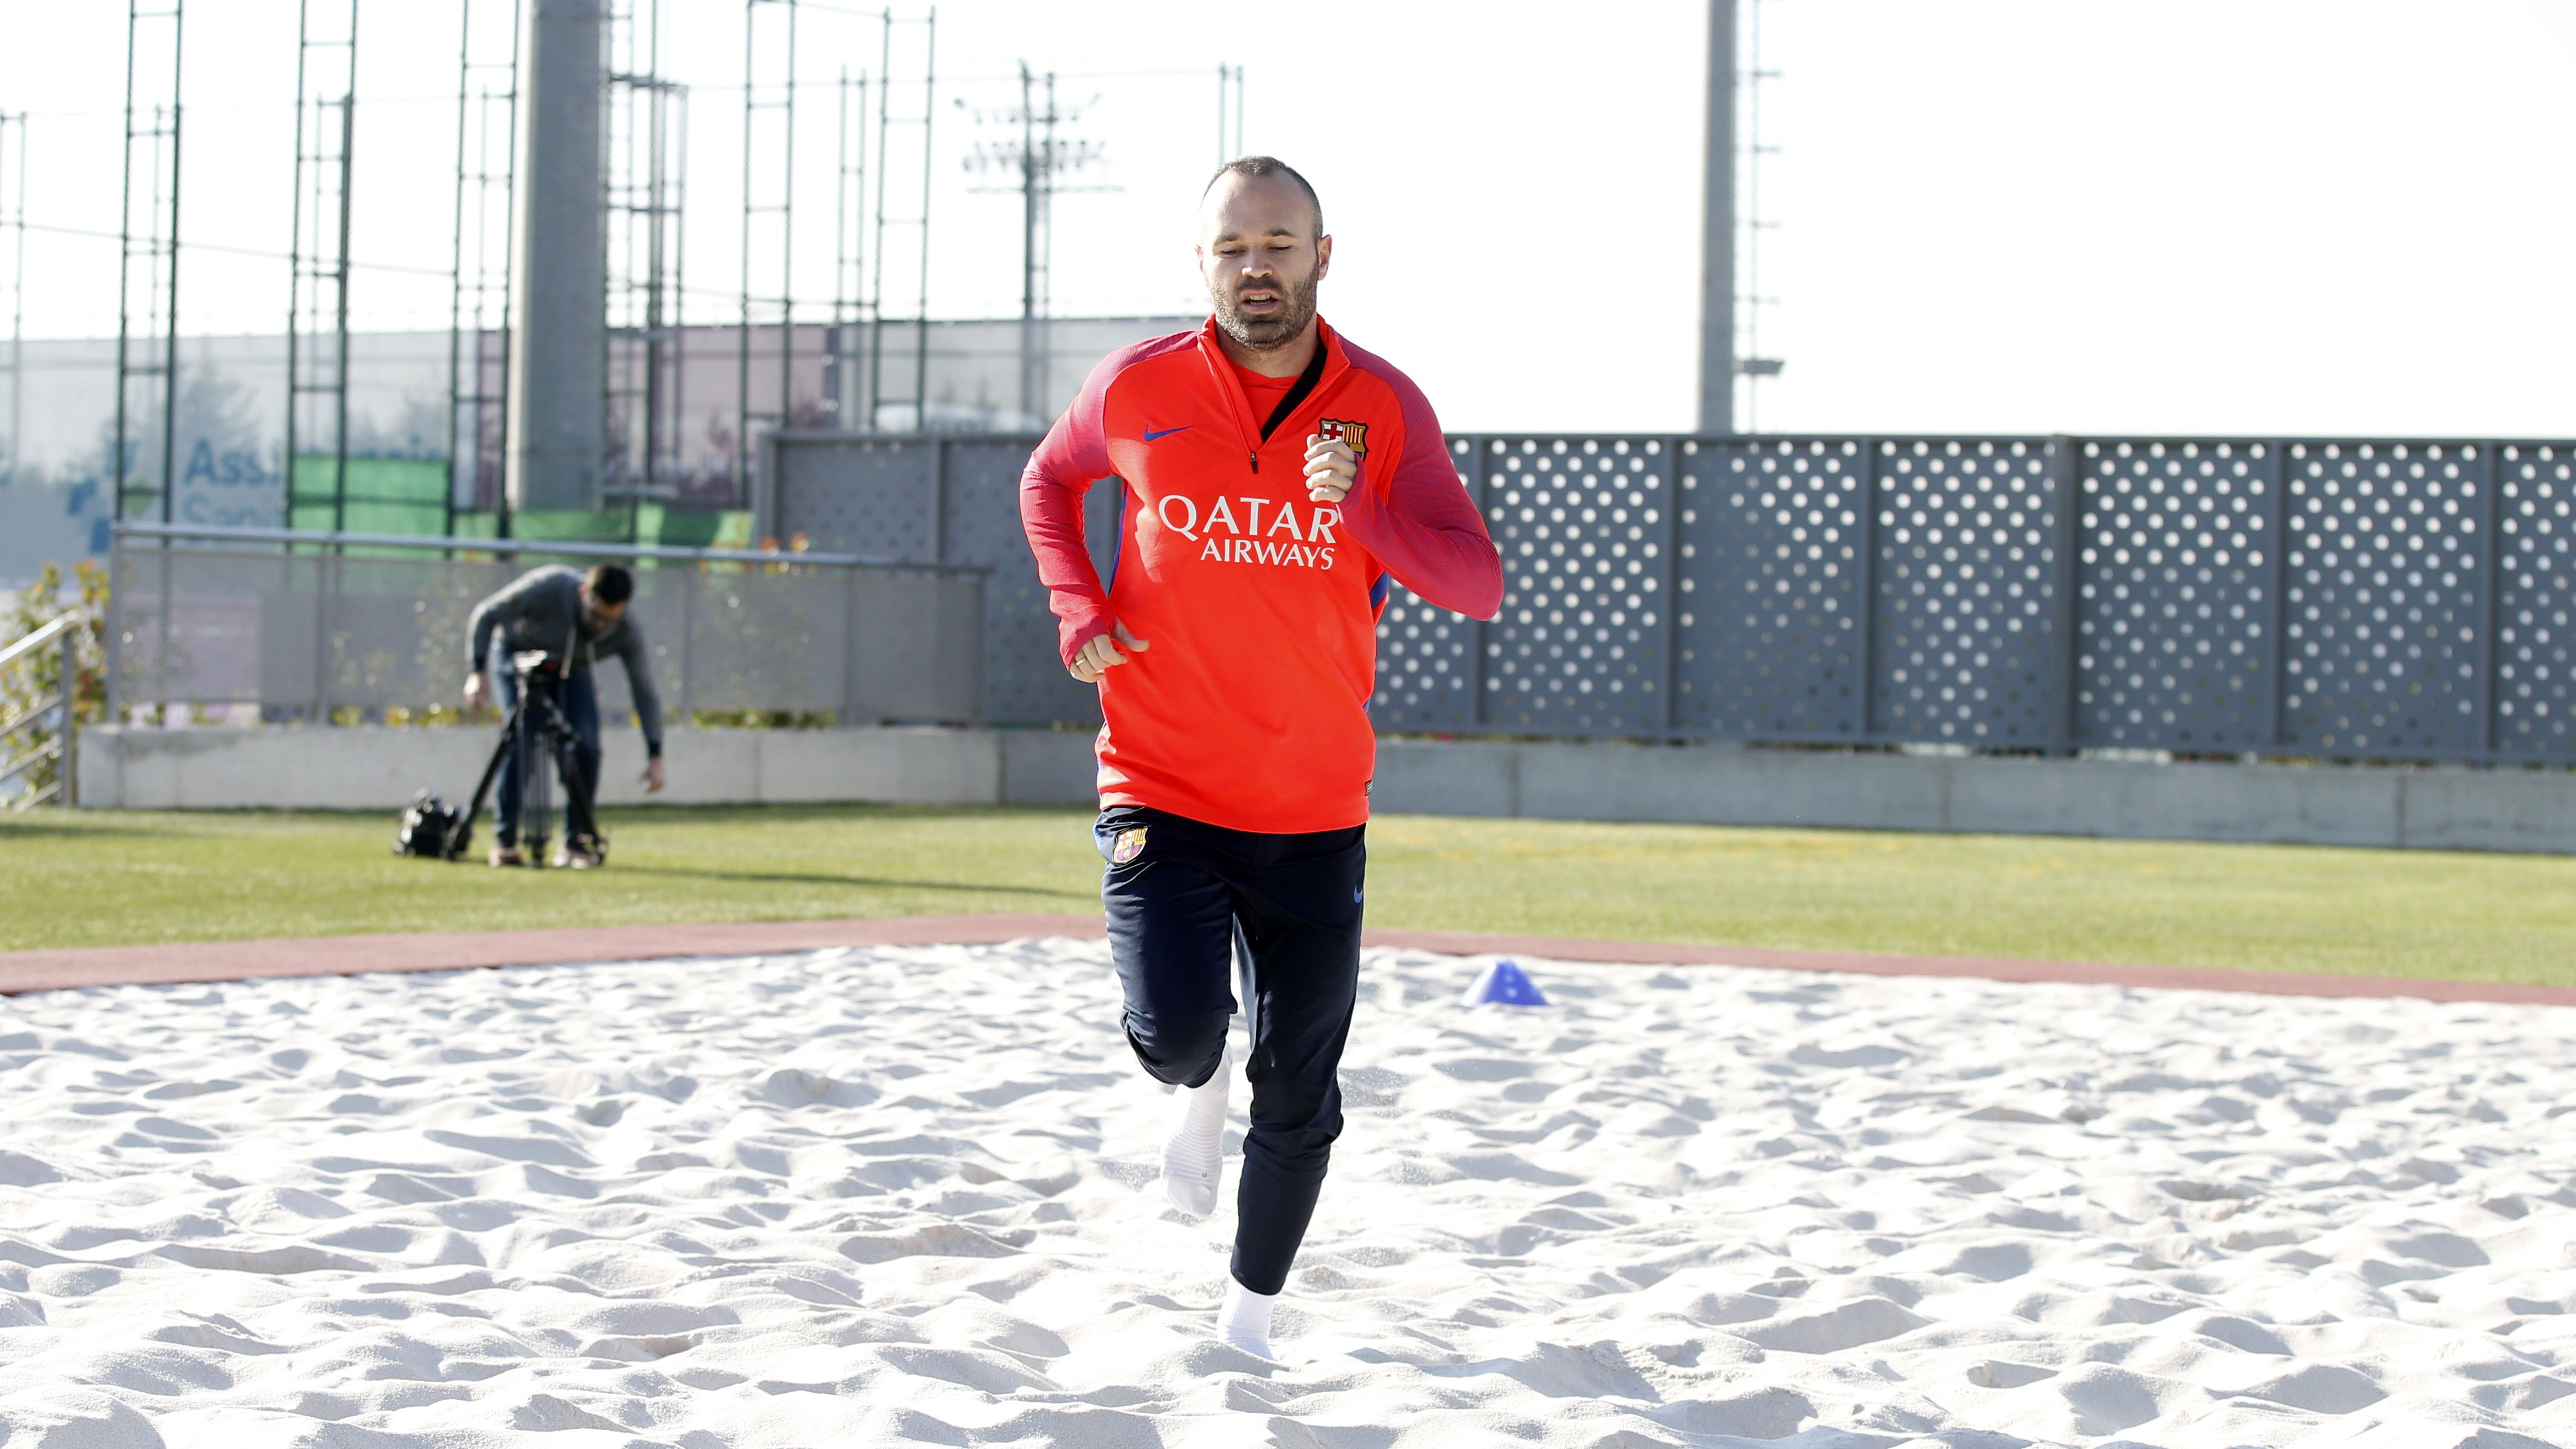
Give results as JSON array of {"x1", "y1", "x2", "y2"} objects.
[{"x1": 1, "y1": 914, "x2": 2568, "y2": 1007}]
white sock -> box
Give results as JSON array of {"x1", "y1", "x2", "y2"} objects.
[
  {"x1": 1159, "y1": 1047, "x2": 1228, "y2": 1218},
  {"x1": 1218, "y1": 1278, "x2": 1276, "y2": 1359}
]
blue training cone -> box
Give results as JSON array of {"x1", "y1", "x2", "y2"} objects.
[{"x1": 1460, "y1": 958, "x2": 1549, "y2": 1007}]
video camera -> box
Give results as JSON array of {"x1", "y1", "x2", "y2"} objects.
[
  {"x1": 509, "y1": 648, "x2": 565, "y2": 681},
  {"x1": 391, "y1": 646, "x2": 601, "y2": 864}
]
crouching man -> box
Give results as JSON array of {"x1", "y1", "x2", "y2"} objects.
[{"x1": 462, "y1": 562, "x2": 667, "y2": 866}]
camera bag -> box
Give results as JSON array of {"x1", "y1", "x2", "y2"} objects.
[{"x1": 395, "y1": 789, "x2": 469, "y2": 860}]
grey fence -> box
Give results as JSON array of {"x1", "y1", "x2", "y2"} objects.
[
  {"x1": 107, "y1": 524, "x2": 986, "y2": 727},
  {"x1": 770, "y1": 433, "x2": 1121, "y2": 729},
  {"x1": 777, "y1": 431, "x2": 2575, "y2": 764}
]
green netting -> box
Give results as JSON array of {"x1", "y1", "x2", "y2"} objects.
[
  {"x1": 633, "y1": 504, "x2": 756, "y2": 562},
  {"x1": 289, "y1": 456, "x2": 448, "y2": 508},
  {"x1": 287, "y1": 456, "x2": 451, "y2": 545},
  {"x1": 280, "y1": 471, "x2": 750, "y2": 563},
  {"x1": 505, "y1": 509, "x2": 633, "y2": 543}
]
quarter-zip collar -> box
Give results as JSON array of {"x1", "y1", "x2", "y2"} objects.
[{"x1": 1197, "y1": 315, "x2": 1349, "y2": 475}]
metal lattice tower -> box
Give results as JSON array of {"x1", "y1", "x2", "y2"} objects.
[
  {"x1": 867, "y1": 8, "x2": 935, "y2": 432},
  {"x1": 113, "y1": 0, "x2": 183, "y2": 524},
  {"x1": 738, "y1": 0, "x2": 797, "y2": 505},
  {"x1": 0, "y1": 109, "x2": 25, "y2": 483},
  {"x1": 607, "y1": 0, "x2": 687, "y2": 513},
  {"x1": 826, "y1": 65, "x2": 868, "y2": 429},
  {"x1": 446, "y1": 0, "x2": 521, "y2": 535},
  {"x1": 287, "y1": 0, "x2": 358, "y2": 532}
]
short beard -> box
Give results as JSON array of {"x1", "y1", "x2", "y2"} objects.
[{"x1": 1210, "y1": 269, "x2": 1319, "y2": 354}]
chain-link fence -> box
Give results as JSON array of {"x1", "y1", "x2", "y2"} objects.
[{"x1": 107, "y1": 524, "x2": 986, "y2": 728}]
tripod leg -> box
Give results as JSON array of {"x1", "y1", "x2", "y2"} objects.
[
  {"x1": 454, "y1": 695, "x2": 529, "y2": 862},
  {"x1": 526, "y1": 681, "x2": 567, "y2": 866},
  {"x1": 528, "y1": 734, "x2": 552, "y2": 866},
  {"x1": 559, "y1": 725, "x2": 602, "y2": 854},
  {"x1": 527, "y1": 687, "x2": 596, "y2": 866}
]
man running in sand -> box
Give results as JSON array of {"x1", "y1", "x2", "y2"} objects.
[{"x1": 1019, "y1": 156, "x2": 1503, "y2": 1359}]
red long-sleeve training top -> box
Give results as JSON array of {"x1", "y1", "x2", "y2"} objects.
[{"x1": 1020, "y1": 316, "x2": 1503, "y2": 834}]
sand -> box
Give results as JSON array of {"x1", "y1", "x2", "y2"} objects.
[{"x1": 2, "y1": 938, "x2": 2571, "y2": 1448}]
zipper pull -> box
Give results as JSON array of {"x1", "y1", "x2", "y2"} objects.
[{"x1": 1248, "y1": 451, "x2": 1259, "y2": 475}]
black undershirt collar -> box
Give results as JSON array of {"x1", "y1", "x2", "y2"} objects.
[{"x1": 1256, "y1": 336, "x2": 1330, "y2": 443}]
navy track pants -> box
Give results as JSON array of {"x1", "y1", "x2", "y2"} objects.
[{"x1": 1095, "y1": 804, "x2": 1365, "y2": 1297}]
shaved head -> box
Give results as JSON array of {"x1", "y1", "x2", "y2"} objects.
[{"x1": 1202, "y1": 156, "x2": 1323, "y2": 239}]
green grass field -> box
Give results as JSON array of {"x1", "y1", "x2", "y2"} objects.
[{"x1": 3, "y1": 806, "x2": 2570, "y2": 984}]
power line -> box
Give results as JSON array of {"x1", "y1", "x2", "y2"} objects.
[
  {"x1": 4, "y1": 94, "x2": 467, "y2": 120},
  {"x1": 14, "y1": 217, "x2": 454, "y2": 278}
]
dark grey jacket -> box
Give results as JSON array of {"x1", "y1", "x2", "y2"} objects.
[{"x1": 466, "y1": 566, "x2": 665, "y2": 755}]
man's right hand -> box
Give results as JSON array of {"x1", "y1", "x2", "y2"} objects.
[
  {"x1": 462, "y1": 672, "x2": 486, "y2": 711},
  {"x1": 1069, "y1": 622, "x2": 1150, "y2": 684}
]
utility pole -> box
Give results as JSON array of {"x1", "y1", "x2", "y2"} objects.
[
  {"x1": 966, "y1": 68, "x2": 1105, "y2": 426},
  {"x1": 1697, "y1": 0, "x2": 1735, "y2": 437},
  {"x1": 1737, "y1": 0, "x2": 1785, "y2": 428},
  {"x1": 1213, "y1": 64, "x2": 1242, "y2": 166},
  {"x1": 1018, "y1": 63, "x2": 1039, "y2": 425},
  {"x1": 1019, "y1": 64, "x2": 1037, "y2": 324}
]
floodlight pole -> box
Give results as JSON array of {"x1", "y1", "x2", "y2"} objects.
[
  {"x1": 1696, "y1": 0, "x2": 1736, "y2": 437},
  {"x1": 506, "y1": 0, "x2": 607, "y2": 513}
]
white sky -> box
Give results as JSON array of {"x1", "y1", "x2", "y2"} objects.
[{"x1": 0, "y1": 0, "x2": 2569, "y2": 438}]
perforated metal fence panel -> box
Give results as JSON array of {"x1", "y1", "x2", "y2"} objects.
[
  {"x1": 772, "y1": 437, "x2": 941, "y2": 561},
  {"x1": 769, "y1": 429, "x2": 2576, "y2": 765},
  {"x1": 2281, "y1": 441, "x2": 2494, "y2": 757},
  {"x1": 2497, "y1": 444, "x2": 2576, "y2": 759},
  {"x1": 1475, "y1": 437, "x2": 1675, "y2": 734},
  {"x1": 1369, "y1": 437, "x2": 1485, "y2": 732},
  {"x1": 1677, "y1": 437, "x2": 1871, "y2": 739},
  {"x1": 935, "y1": 436, "x2": 1115, "y2": 728},
  {"x1": 2075, "y1": 440, "x2": 2282, "y2": 752},
  {"x1": 1868, "y1": 438, "x2": 2064, "y2": 747}
]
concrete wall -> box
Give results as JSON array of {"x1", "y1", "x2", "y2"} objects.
[
  {"x1": 1368, "y1": 739, "x2": 2576, "y2": 854},
  {"x1": 77, "y1": 724, "x2": 1027, "y2": 812},
  {"x1": 71, "y1": 725, "x2": 2575, "y2": 854}
]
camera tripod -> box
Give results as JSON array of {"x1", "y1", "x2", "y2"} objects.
[{"x1": 453, "y1": 650, "x2": 601, "y2": 866}]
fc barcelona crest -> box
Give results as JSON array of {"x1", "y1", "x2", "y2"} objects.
[
  {"x1": 1112, "y1": 828, "x2": 1148, "y2": 865},
  {"x1": 1319, "y1": 418, "x2": 1369, "y2": 458}
]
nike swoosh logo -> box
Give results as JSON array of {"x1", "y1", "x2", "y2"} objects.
[{"x1": 1142, "y1": 426, "x2": 1191, "y2": 442}]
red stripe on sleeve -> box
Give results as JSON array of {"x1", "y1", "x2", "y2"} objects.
[
  {"x1": 1020, "y1": 332, "x2": 1192, "y2": 665},
  {"x1": 1334, "y1": 346, "x2": 1504, "y2": 621}
]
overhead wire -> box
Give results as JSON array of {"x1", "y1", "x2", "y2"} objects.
[{"x1": 12, "y1": 218, "x2": 453, "y2": 279}]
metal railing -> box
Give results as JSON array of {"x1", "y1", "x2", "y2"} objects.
[
  {"x1": 0, "y1": 615, "x2": 81, "y2": 808},
  {"x1": 110, "y1": 520, "x2": 924, "y2": 569},
  {"x1": 107, "y1": 523, "x2": 990, "y2": 729}
]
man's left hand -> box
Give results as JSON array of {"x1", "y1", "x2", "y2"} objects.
[
  {"x1": 644, "y1": 757, "x2": 667, "y2": 794},
  {"x1": 1304, "y1": 434, "x2": 1357, "y2": 503}
]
